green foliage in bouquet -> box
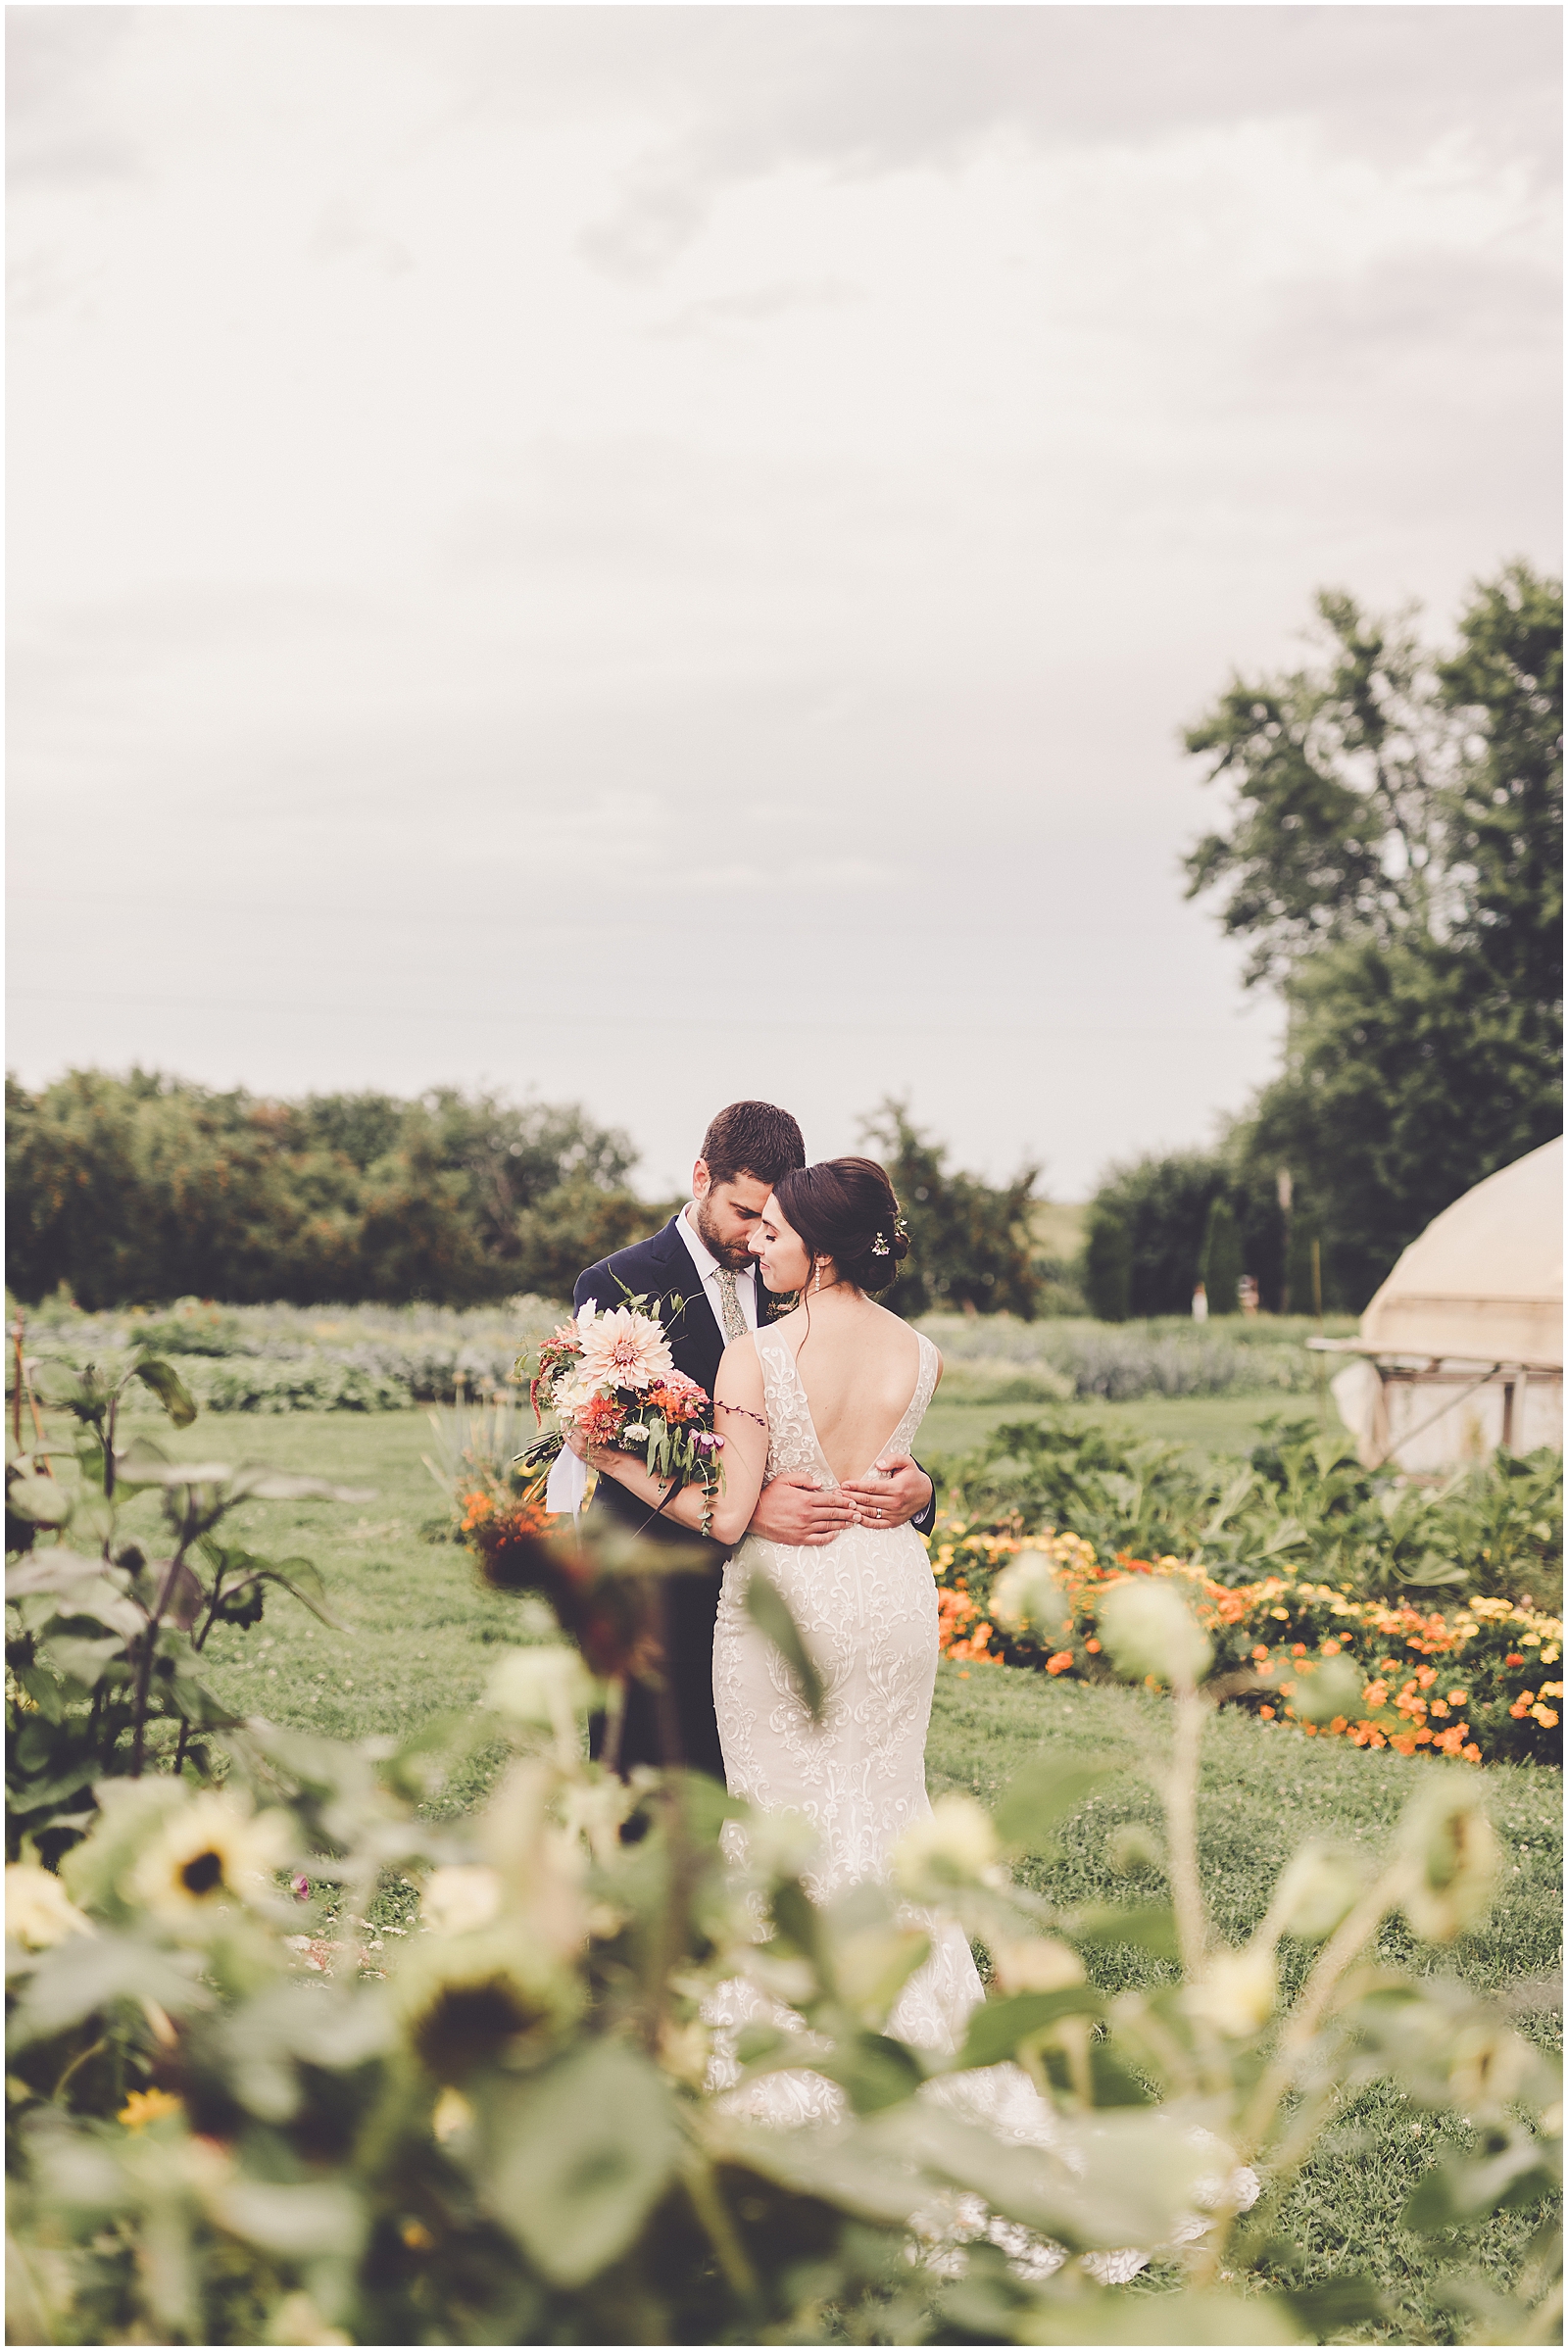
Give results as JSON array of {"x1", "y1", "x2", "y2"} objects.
[{"x1": 6, "y1": 1517, "x2": 1560, "y2": 2345}]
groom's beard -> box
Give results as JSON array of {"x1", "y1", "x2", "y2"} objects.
[{"x1": 690, "y1": 1197, "x2": 756, "y2": 1272}]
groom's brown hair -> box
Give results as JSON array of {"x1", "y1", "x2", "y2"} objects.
[{"x1": 700, "y1": 1102, "x2": 806, "y2": 1188}]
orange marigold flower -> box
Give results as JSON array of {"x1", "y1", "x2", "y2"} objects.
[
  {"x1": 1258, "y1": 1705, "x2": 1276, "y2": 1720},
  {"x1": 1045, "y1": 1651, "x2": 1075, "y2": 1676},
  {"x1": 1085, "y1": 1639, "x2": 1102, "y2": 1654},
  {"x1": 1505, "y1": 1653, "x2": 1526, "y2": 1666}
]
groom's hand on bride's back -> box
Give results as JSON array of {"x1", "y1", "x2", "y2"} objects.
[
  {"x1": 840, "y1": 1455, "x2": 935, "y2": 1531},
  {"x1": 748, "y1": 1476, "x2": 856, "y2": 1547}
]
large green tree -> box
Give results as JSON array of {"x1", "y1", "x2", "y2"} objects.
[
  {"x1": 1183, "y1": 561, "x2": 1561, "y2": 1308},
  {"x1": 858, "y1": 1101, "x2": 1045, "y2": 1318}
]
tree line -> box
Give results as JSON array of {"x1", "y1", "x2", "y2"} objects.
[
  {"x1": 1084, "y1": 562, "x2": 1562, "y2": 1315},
  {"x1": 3, "y1": 1075, "x2": 658, "y2": 1310},
  {"x1": 3, "y1": 1077, "x2": 1053, "y2": 1316}
]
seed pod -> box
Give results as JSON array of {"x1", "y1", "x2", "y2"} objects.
[
  {"x1": 990, "y1": 1547, "x2": 1071, "y2": 1639},
  {"x1": 1398, "y1": 1783, "x2": 1500, "y2": 1943},
  {"x1": 1289, "y1": 1655, "x2": 1365, "y2": 1727},
  {"x1": 1099, "y1": 1577, "x2": 1212, "y2": 1688}
]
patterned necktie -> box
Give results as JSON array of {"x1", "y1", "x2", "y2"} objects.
[{"x1": 713, "y1": 1266, "x2": 748, "y2": 1344}]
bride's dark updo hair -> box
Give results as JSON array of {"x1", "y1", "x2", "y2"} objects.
[{"x1": 772, "y1": 1156, "x2": 910, "y2": 1295}]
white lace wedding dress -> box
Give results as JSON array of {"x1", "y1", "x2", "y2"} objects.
[
  {"x1": 709, "y1": 1330, "x2": 1071, "y2": 2139},
  {"x1": 706, "y1": 1327, "x2": 1251, "y2": 2281}
]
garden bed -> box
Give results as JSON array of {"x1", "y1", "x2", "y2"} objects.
[{"x1": 934, "y1": 1520, "x2": 1563, "y2": 1768}]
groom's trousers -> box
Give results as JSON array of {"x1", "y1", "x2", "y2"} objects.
[{"x1": 583, "y1": 1472, "x2": 729, "y2": 1784}]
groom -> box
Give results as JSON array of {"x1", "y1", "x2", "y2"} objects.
[{"x1": 551, "y1": 1099, "x2": 937, "y2": 1780}]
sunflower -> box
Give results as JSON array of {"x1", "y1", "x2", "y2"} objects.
[
  {"x1": 394, "y1": 1928, "x2": 582, "y2": 2082},
  {"x1": 130, "y1": 1791, "x2": 292, "y2": 1923},
  {"x1": 6, "y1": 1861, "x2": 96, "y2": 1950}
]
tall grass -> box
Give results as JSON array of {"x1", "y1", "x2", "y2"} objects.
[
  {"x1": 920, "y1": 1311, "x2": 1357, "y2": 1403},
  {"x1": 13, "y1": 1295, "x2": 564, "y2": 1410}
]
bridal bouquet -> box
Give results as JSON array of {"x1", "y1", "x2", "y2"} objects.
[{"x1": 514, "y1": 1297, "x2": 723, "y2": 1503}]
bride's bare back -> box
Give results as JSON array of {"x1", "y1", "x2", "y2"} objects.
[{"x1": 770, "y1": 1296, "x2": 933, "y2": 1484}]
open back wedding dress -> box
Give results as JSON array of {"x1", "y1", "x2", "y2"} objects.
[
  {"x1": 710, "y1": 1326, "x2": 1052, "y2": 2127},
  {"x1": 706, "y1": 1322, "x2": 1252, "y2": 2280}
]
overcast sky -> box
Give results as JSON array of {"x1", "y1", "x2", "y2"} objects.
[{"x1": 8, "y1": 5, "x2": 1561, "y2": 1199}]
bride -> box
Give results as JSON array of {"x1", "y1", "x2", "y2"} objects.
[{"x1": 585, "y1": 1154, "x2": 1044, "y2": 2114}]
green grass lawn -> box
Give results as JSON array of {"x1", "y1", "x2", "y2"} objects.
[
  {"x1": 93, "y1": 1400, "x2": 1334, "y2": 1754},
  {"x1": 82, "y1": 1403, "x2": 1562, "y2": 2342},
  {"x1": 920, "y1": 1388, "x2": 1334, "y2": 1466}
]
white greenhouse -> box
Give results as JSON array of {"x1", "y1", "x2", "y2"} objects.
[{"x1": 1318, "y1": 1136, "x2": 1563, "y2": 1472}]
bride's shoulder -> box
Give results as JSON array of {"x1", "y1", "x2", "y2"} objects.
[{"x1": 861, "y1": 1301, "x2": 943, "y2": 1383}]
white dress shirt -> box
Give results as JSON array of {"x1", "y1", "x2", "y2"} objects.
[
  {"x1": 673, "y1": 1200, "x2": 760, "y2": 1336},
  {"x1": 543, "y1": 1205, "x2": 756, "y2": 1516}
]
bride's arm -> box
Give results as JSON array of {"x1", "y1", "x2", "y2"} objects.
[{"x1": 585, "y1": 1339, "x2": 770, "y2": 1545}]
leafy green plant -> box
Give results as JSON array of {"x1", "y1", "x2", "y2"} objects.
[
  {"x1": 939, "y1": 1414, "x2": 1563, "y2": 1611},
  {"x1": 7, "y1": 1346, "x2": 367, "y2": 1863},
  {"x1": 923, "y1": 1312, "x2": 1335, "y2": 1403},
  {"x1": 6, "y1": 1537, "x2": 1558, "y2": 2345},
  {"x1": 8, "y1": 1295, "x2": 569, "y2": 1415}
]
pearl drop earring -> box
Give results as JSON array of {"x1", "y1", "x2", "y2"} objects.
[{"x1": 812, "y1": 1261, "x2": 822, "y2": 1296}]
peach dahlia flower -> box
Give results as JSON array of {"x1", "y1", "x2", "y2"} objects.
[{"x1": 571, "y1": 1302, "x2": 673, "y2": 1395}]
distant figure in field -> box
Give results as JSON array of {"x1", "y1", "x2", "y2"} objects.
[{"x1": 1191, "y1": 1282, "x2": 1208, "y2": 1322}]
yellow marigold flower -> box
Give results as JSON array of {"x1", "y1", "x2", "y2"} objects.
[{"x1": 118, "y1": 2087, "x2": 182, "y2": 2131}]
